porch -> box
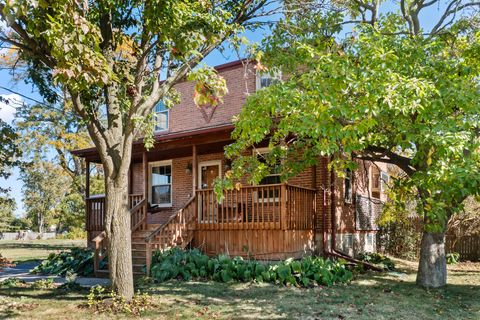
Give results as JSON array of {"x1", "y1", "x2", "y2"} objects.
[
  {"x1": 86, "y1": 183, "x2": 317, "y2": 275},
  {"x1": 81, "y1": 127, "x2": 319, "y2": 275}
]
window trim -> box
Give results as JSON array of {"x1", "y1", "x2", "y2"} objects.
[
  {"x1": 255, "y1": 70, "x2": 282, "y2": 91},
  {"x1": 154, "y1": 102, "x2": 169, "y2": 133},
  {"x1": 148, "y1": 160, "x2": 173, "y2": 208},
  {"x1": 253, "y1": 147, "x2": 281, "y2": 203}
]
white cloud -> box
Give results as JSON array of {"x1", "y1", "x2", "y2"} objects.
[{"x1": 0, "y1": 93, "x2": 23, "y2": 124}]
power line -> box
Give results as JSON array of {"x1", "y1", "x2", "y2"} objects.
[{"x1": 0, "y1": 85, "x2": 50, "y2": 107}]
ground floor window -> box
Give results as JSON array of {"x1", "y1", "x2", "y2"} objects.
[
  {"x1": 149, "y1": 160, "x2": 172, "y2": 207},
  {"x1": 255, "y1": 148, "x2": 281, "y2": 202}
]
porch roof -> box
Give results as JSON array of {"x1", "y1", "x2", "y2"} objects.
[{"x1": 71, "y1": 123, "x2": 235, "y2": 163}]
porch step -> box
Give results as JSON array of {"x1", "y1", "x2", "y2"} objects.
[
  {"x1": 146, "y1": 224, "x2": 161, "y2": 231},
  {"x1": 95, "y1": 269, "x2": 110, "y2": 278}
]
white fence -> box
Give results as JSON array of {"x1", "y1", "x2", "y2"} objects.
[{"x1": 0, "y1": 231, "x2": 56, "y2": 241}]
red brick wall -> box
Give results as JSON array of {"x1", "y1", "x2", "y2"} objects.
[
  {"x1": 131, "y1": 152, "x2": 226, "y2": 224},
  {"x1": 163, "y1": 62, "x2": 256, "y2": 134},
  {"x1": 130, "y1": 151, "x2": 333, "y2": 227}
]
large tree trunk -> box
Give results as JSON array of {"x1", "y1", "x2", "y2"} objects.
[
  {"x1": 416, "y1": 231, "x2": 447, "y2": 288},
  {"x1": 104, "y1": 167, "x2": 134, "y2": 299}
]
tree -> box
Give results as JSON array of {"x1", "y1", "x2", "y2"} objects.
[
  {"x1": 224, "y1": 1, "x2": 480, "y2": 288},
  {"x1": 21, "y1": 160, "x2": 70, "y2": 234},
  {"x1": 0, "y1": 97, "x2": 20, "y2": 184},
  {"x1": 15, "y1": 101, "x2": 91, "y2": 195},
  {"x1": 0, "y1": 192, "x2": 16, "y2": 231},
  {"x1": 0, "y1": 0, "x2": 271, "y2": 298}
]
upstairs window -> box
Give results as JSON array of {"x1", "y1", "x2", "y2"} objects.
[
  {"x1": 149, "y1": 161, "x2": 172, "y2": 207},
  {"x1": 344, "y1": 168, "x2": 353, "y2": 204},
  {"x1": 154, "y1": 101, "x2": 169, "y2": 132},
  {"x1": 256, "y1": 70, "x2": 282, "y2": 90}
]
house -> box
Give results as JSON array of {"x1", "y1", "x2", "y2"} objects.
[{"x1": 72, "y1": 60, "x2": 389, "y2": 276}]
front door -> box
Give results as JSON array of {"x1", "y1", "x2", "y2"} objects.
[{"x1": 198, "y1": 161, "x2": 221, "y2": 222}]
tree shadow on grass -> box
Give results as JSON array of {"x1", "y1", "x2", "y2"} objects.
[
  {"x1": 0, "y1": 286, "x2": 88, "y2": 301},
  {"x1": 140, "y1": 272, "x2": 480, "y2": 320}
]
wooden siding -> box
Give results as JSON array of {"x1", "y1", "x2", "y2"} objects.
[{"x1": 192, "y1": 229, "x2": 314, "y2": 260}]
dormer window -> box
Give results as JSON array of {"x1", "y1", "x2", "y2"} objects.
[
  {"x1": 256, "y1": 70, "x2": 282, "y2": 90},
  {"x1": 154, "y1": 101, "x2": 169, "y2": 132}
]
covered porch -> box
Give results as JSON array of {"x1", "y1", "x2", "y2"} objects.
[{"x1": 81, "y1": 125, "x2": 319, "y2": 273}]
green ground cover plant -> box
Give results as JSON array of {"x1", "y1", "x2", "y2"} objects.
[
  {"x1": 358, "y1": 252, "x2": 396, "y2": 271},
  {"x1": 31, "y1": 247, "x2": 95, "y2": 276},
  {"x1": 149, "y1": 248, "x2": 353, "y2": 287}
]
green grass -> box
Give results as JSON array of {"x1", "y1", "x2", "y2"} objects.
[
  {"x1": 0, "y1": 239, "x2": 86, "y2": 263},
  {"x1": 0, "y1": 259, "x2": 479, "y2": 319}
]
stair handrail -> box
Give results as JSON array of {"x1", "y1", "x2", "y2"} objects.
[
  {"x1": 144, "y1": 195, "x2": 196, "y2": 243},
  {"x1": 130, "y1": 198, "x2": 147, "y2": 232},
  {"x1": 92, "y1": 231, "x2": 107, "y2": 276}
]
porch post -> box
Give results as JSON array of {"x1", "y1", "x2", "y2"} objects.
[
  {"x1": 85, "y1": 160, "x2": 90, "y2": 245},
  {"x1": 192, "y1": 145, "x2": 197, "y2": 194},
  {"x1": 192, "y1": 145, "x2": 198, "y2": 224},
  {"x1": 128, "y1": 162, "x2": 132, "y2": 196},
  {"x1": 85, "y1": 160, "x2": 90, "y2": 199},
  {"x1": 143, "y1": 152, "x2": 148, "y2": 201}
]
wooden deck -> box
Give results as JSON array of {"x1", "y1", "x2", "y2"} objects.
[{"x1": 86, "y1": 183, "x2": 317, "y2": 275}]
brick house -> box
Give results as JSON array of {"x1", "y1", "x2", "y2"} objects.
[{"x1": 73, "y1": 60, "x2": 388, "y2": 276}]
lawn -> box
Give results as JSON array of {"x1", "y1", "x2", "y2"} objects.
[
  {"x1": 0, "y1": 257, "x2": 479, "y2": 320},
  {"x1": 0, "y1": 239, "x2": 86, "y2": 263}
]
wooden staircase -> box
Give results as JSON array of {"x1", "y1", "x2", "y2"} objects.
[{"x1": 93, "y1": 195, "x2": 197, "y2": 277}]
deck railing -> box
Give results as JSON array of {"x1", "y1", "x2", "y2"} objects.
[
  {"x1": 86, "y1": 194, "x2": 145, "y2": 232},
  {"x1": 86, "y1": 184, "x2": 316, "y2": 233},
  {"x1": 196, "y1": 184, "x2": 315, "y2": 230}
]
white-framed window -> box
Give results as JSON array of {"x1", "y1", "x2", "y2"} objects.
[
  {"x1": 149, "y1": 160, "x2": 172, "y2": 207},
  {"x1": 154, "y1": 101, "x2": 169, "y2": 132},
  {"x1": 255, "y1": 70, "x2": 282, "y2": 90},
  {"x1": 254, "y1": 148, "x2": 281, "y2": 202},
  {"x1": 345, "y1": 234, "x2": 353, "y2": 249},
  {"x1": 344, "y1": 168, "x2": 353, "y2": 204},
  {"x1": 366, "y1": 233, "x2": 374, "y2": 250}
]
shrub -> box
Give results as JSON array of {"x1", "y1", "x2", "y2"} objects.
[
  {"x1": 0, "y1": 277, "x2": 27, "y2": 288},
  {"x1": 31, "y1": 278, "x2": 56, "y2": 290},
  {"x1": 56, "y1": 227, "x2": 87, "y2": 240},
  {"x1": 377, "y1": 220, "x2": 422, "y2": 260},
  {"x1": 31, "y1": 247, "x2": 95, "y2": 276},
  {"x1": 83, "y1": 285, "x2": 156, "y2": 316},
  {"x1": 357, "y1": 252, "x2": 395, "y2": 271},
  {"x1": 149, "y1": 248, "x2": 353, "y2": 287},
  {"x1": 446, "y1": 252, "x2": 460, "y2": 265}
]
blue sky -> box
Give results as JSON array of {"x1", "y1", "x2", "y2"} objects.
[{"x1": 0, "y1": 3, "x2": 464, "y2": 216}]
